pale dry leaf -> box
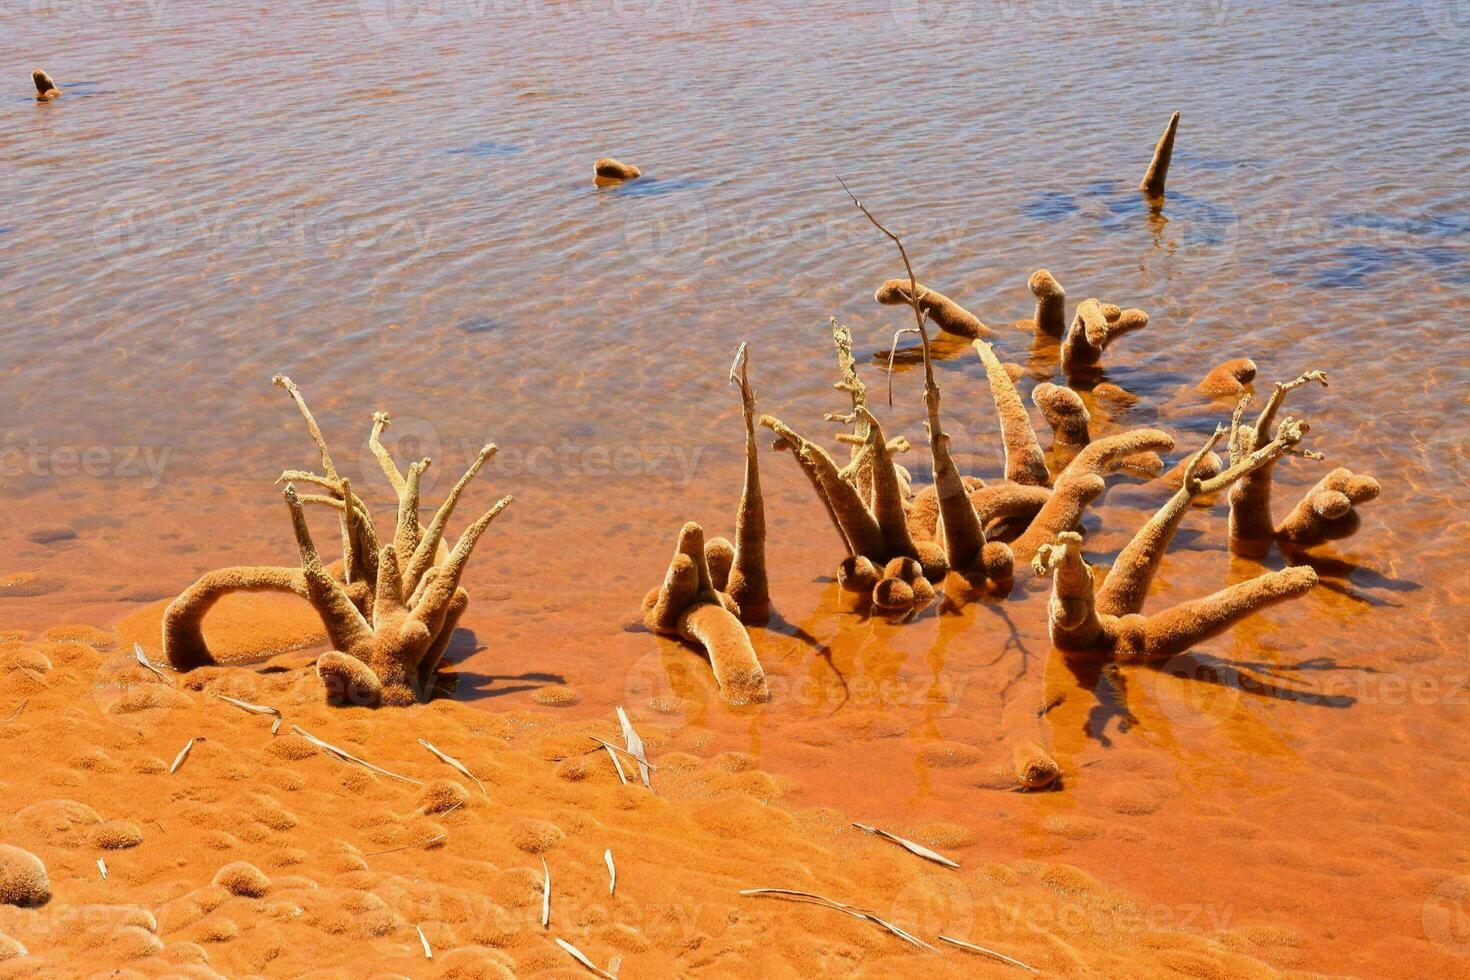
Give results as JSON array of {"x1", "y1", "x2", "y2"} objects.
[
  {"x1": 937, "y1": 935, "x2": 1039, "y2": 973},
  {"x1": 615, "y1": 707, "x2": 651, "y2": 787},
  {"x1": 554, "y1": 937, "x2": 617, "y2": 979},
  {"x1": 852, "y1": 822, "x2": 959, "y2": 869},
  {"x1": 291, "y1": 726, "x2": 423, "y2": 786}
]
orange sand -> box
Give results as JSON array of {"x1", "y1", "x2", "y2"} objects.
[{"x1": 0, "y1": 610, "x2": 1296, "y2": 977}]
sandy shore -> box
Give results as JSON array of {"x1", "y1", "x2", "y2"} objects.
[{"x1": 0, "y1": 607, "x2": 1304, "y2": 978}]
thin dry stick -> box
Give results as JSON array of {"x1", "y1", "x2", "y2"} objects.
[
  {"x1": 419, "y1": 738, "x2": 489, "y2": 799},
  {"x1": 213, "y1": 693, "x2": 283, "y2": 734},
  {"x1": 291, "y1": 725, "x2": 424, "y2": 786},
  {"x1": 133, "y1": 643, "x2": 173, "y2": 684},
  {"x1": 587, "y1": 736, "x2": 659, "y2": 772},
  {"x1": 605, "y1": 849, "x2": 616, "y2": 897},
  {"x1": 839, "y1": 176, "x2": 982, "y2": 569},
  {"x1": 603, "y1": 743, "x2": 629, "y2": 785},
  {"x1": 3, "y1": 699, "x2": 28, "y2": 723},
  {"x1": 615, "y1": 707, "x2": 651, "y2": 788},
  {"x1": 170, "y1": 737, "x2": 202, "y2": 774},
  {"x1": 740, "y1": 888, "x2": 938, "y2": 952},
  {"x1": 97, "y1": 858, "x2": 108, "y2": 880},
  {"x1": 554, "y1": 937, "x2": 618, "y2": 980},
  {"x1": 886, "y1": 327, "x2": 921, "y2": 406},
  {"x1": 416, "y1": 924, "x2": 433, "y2": 959},
  {"x1": 363, "y1": 801, "x2": 462, "y2": 856},
  {"x1": 937, "y1": 935, "x2": 1039, "y2": 973},
  {"x1": 852, "y1": 823, "x2": 959, "y2": 869},
  {"x1": 541, "y1": 856, "x2": 551, "y2": 930}
]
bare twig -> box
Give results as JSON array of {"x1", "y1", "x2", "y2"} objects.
[
  {"x1": 605, "y1": 849, "x2": 616, "y2": 897},
  {"x1": 213, "y1": 693, "x2": 283, "y2": 734},
  {"x1": 615, "y1": 707, "x2": 652, "y2": 788},
  {"x1": 886, "y1": 327, "x2": 921, "y2": 405},
  {"x1": 852, "y1": 823, "x2": 959, "y2": 869},
  {"x1": 741, "y1": 888, "x2": 938, "y2": 952},
  {"x1": 587, "y1": 735, "x2": 660, "y2": 772},
  {"x1": 555, "y1": 937, "x2": 618, "y2": 979},
  {"x1": 291, "y1": 725, "x2": 424, "y2": 786},
  {"x1": 937, "y1": 935, "x2": 1039, "y2": 973},
  {"x1": 419, "y1": 738, "x2": 489, "y2": 799}
]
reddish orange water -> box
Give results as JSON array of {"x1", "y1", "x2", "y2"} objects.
[{"x1": 3, "y1": 2, "x2": 1469, "y2": 974}]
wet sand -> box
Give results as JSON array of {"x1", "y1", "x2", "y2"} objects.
[{"x1": 0, "y1": 612, "x2": 1301, "y2": 977}]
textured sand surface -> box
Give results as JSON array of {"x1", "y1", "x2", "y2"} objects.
[{"x1": 0, "y1": 618, "x2": 1297, "y2": 978}]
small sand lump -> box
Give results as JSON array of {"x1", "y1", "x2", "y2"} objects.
[
  {"x1": 595, "y1": 157, "x2": 640, "y2": 180},
  {"x1": 0, "y1": 845, "x2": 50, "y2": 907},
  {"x1": 92, "y1": 820, "x2": 145, "y2": 850},
  {"x1": 212, "y1": 861, "x2": 271, "y2": 898},
  {"x1": 417, "y1": 778, "x2": 470, "y2": 814}
]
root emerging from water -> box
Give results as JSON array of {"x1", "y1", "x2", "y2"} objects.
[
  {"x1": 1224, "y1": 370, "x2": 1380, "y2": 557},
  {"x1": 1140, "y1": 111, "x2": 1180, "y2": 198},
  {"x1": 163, "y1": 377, "x2": 511, "y2": 707},
  {"x1": 643, "y1": 523, "x2": 769, "y2": 705},
  {"x1": 1034, "y1": 406, "x2": 1321, "y2": 662},
  {"x1": 874, "y1": 279, "x2": 992, "y2": 339},
  {"x1": 32, "y1": 70, "x2": 59, "y2": 100}
]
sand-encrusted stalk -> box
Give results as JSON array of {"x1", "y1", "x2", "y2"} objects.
[
  {"x1": 1059, "y1": 428, "x2": 1175, "y2": 479},
  {"x1": 1198, "y1": 358, "x2": 1257, "y2": 397},
  {"x1": 1032, "y1": 383, "x2": 1090, "y2": 445},
  {"x1": 1227, "y1": 370, "x2": 1329, "y2": 555},
  {"x1": 838, "y1": 179, "x2": 990, "y2": 577},
  {"x1": 643, "y1": 522, "x2": 769, "y2": 704},
  {"x1": 1028, "y1": 270, "x2": 1067, "y2": 338},
  {"x1": 727, "y1": 344, "x2": 770, "y2": 618},
  {"x1": 1114, "y1": 566, "x2": 1317, "y2": 663},
  {"x1": 1061, "y1": 299, "x2": 1149, "y2": 375},
  {"x1": 1032, "y1": 532, "x2": 1104, "y2": 650},
  {"x1": 1139, "y1": 111, "x2": 1180, "y2": 198},
  {"x1": 1275, "y1": 468, "x2": 1380, "y2": 550},
  {"x1": 32, "y1": 70, "x2": 59, "y2": 99},
  {"x1": 1009, "y1": 473, "x2": 1106, "y2": 565},
  {"x1": 874, "y1": 279, "x2": 991, "y2": 339},
  {"x1": 165, "y1": 378, "x2": 511, "y2": 706},
  {"x1": 762, "y1": 415, "x2": 884, "y2": 559},
  {"x1": 856, "y1": 408, "x2": 919, "y2": 561},
  {"x1": 163, "y1": 567, "x2": 311, "y2": 670},
  {"x1": 974, "y1": 340, "x2": 1049, "y2": 486},
  {"x1": 1096, "y1": 412, "x2": 1310, "y2": 618}
]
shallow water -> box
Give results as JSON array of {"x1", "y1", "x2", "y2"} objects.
[{"x1": 3, "y1": 1, "x2": 1468, "y2": 973}]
